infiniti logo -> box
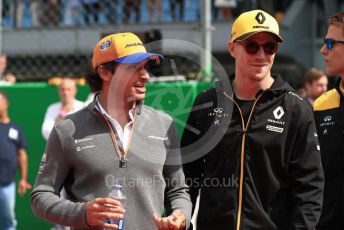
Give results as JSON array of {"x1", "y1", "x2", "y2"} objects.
[
  {"x1": 208, "y1": 107, "x2": 229, "y2": 118},
  {"x1": 214, "y1": 108, "x2": 223, "y2": 113},
  {"x1": 319, "y1": 115, "x2": 335, "y2": 127},
  {"x1": 324, "y1": 116, "x2": 332, "y2": 122}
]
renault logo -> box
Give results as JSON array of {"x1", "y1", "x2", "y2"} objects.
[
  {"x1": 273, "y1": 106, "x2": 284, "y2": 120},
  {"x1": 255, "y1": 12, "x2": 266, "y2": 24}
]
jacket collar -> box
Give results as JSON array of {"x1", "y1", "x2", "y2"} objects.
[
  {"x1": 228, "y1": 74, "x2": 291, "y2": 99},
  {"x1": 259, "y1": 74, "x2": 292, "y2": 97},
  {"x1": 336, "y1": 77, "x2": 344, "y2": 95},
  {"x1": 85, "y1": 92, "x2": 99, "y2": 114}
]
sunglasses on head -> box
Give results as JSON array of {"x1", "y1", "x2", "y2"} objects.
[
  {"x1": 323, "y1": 38, "x2": 344, "y2": 50},
  {"x1": 238, "y1": 41, "x2": 279, "y2": 55}
]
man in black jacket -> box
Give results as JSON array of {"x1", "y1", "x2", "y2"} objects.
[
  {"x1": 314, "y1": 12, "x2": 344, "y2": 230},
  {"x1": 181, "y1": 9, "x2": 324, "y2": 230}
]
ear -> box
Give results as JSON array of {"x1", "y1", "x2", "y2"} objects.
[
  {"x1": 228, "y1": 42, "x2": 236, "y2": 58},
  {"x1": 97, "y1": 65, "x2": 112, "y2": 82}
]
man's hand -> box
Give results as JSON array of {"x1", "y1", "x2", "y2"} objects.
[
  {"x1": 153, "y1": 209, "x2": 186, "y2": 230},
  {"x1": 18, "y1": 179, "x2": 31, "y2": 196},
  {"x1": 86, "y1": 198, "x2": 125, "y2": 229}
]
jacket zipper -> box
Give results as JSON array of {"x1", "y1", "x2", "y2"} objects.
[{"x1": 224, "y1": 92, "x2": 263, "y2": 230}]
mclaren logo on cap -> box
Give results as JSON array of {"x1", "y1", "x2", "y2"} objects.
[
  {"x1": 255, "y1": 12, "x2": 266, "y2": 24},
  {"x1": 100, "y1": 40, "x2": 111, "y2": 50},
  {"x1": 125, "y1": 42, "x2": 143, "y2": 48}
]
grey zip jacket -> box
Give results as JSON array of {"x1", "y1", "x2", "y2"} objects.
[{"x1": 31, "y1": 100, "x2": 192, "y2": 230}]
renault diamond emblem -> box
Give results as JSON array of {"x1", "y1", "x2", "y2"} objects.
[
  {"x1": 255, "y1": 12, "x2": 266, "y2": 24},
  {"x1": 273, "y1": 106, "x2": 284, "y2": 120}
]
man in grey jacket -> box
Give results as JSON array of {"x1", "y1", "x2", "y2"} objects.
[{"x1": 31, "y1": 32, "x2": 191, "y2": 230}]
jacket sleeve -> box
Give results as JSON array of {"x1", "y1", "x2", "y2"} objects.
[
  {"x1": 30, "y1": 127, "x2": 88, "y2": 228},
  {"x1": 289, "y1": 107, "x2": 324, "y2": 229},
  {"x1": 180, "y1": 95, "x2": 206, "y2": 215},
  {"x1": 164, "y1": 120, "x2": 192, "y2": 229}
]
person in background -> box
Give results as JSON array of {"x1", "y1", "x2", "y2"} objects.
[
  {"x1": 213, "y1": 0, "x2": 237, "y2": 20},
  {"x1": 31, "y1": 32, "x2": 191, "y2": 230},
  {"x1": 13, "y1": 0, "x2": 41, "y2": 28},
  {"x1": 124, "y1": 0, "x2": 141, "y2": 23},
  {"x1": 41, "y1": 77, "x2": 84, "y2": 141},
  {"x1": 181, "y1": 9, "x2": 324, "y2": 230},
  {"x1": 303, "y1": 67, "x2": 328, "y2": 107},
  {"x1": 41, "y1": 77, "x2": 83, "y2": 230},
  {"x1": 0, "y1": 55, "x2": 16, "y2": 83},
  {"x1": 314, "y1": 12, "x2": 344, "y2": 230},
  {"x1": 15, "y1": 0, "x2": 24, "y2": 28},
  {"x1": 103, "y1": 0, "x2": 118, "y2": 24},
  {"x1": 0, "y1": 91, "x2": 31, "y2": 230},
  {"x1": 39, "y1": 0, "x2": 61, "y2": 27},
  {"x1": 83, "y1": 91, "x2": 96, "y2": 107},
  {"x1": 82, "y1": 0, "x2": 101, "y2": 25},
  {"x1": 64, "y1": 0, "x2": 81, "y2": 26},
  {"x1": 1, "y1": 0, "x2": 12, "y2": 26},
  {"x1": 170, "y1": 0, "x2": 184, "y2": 21},
  {"x1": 30, "y1": 0, "x2": 41, "y2": 27},
  {"x1": 147, "y1": 0, "x2": 161, "y2": 23}
]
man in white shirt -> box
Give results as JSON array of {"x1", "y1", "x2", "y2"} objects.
[{"x1": 41, "y1": 77, "x2": 84, "y2": 140}]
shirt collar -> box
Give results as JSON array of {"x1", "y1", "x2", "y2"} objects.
[{"x1": 95, "y1": 95, "x2": 134, "y2": 122}]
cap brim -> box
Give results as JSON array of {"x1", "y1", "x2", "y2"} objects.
[
  {"x1": 114, "y1": 53, "x2": 164, "y2": 65},
  {"x1": 235, "y1": 31, "x2": 283, "y2": 42}
]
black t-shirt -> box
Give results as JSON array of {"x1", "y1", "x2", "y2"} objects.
[
  {"x1": 0, "y1": 122, "x2": 27, "y2": 185},
  {"x1": 234, "y1": 95, "x2": 255, "y2": 124}
]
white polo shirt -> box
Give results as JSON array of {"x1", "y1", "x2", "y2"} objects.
[{"x1": 96, "y1": 97, "x2": 133, "y2": 150}]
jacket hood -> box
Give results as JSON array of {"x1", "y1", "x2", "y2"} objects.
[
  {"x1": 335, "y1": 77, "x2": 344, "y2": 95},
  {"x1": 258, "y1": 74, "x2": 294, "y2": 99},
  {"x1": 223, "y1": 74, "x2": 294, "y2": 99}
]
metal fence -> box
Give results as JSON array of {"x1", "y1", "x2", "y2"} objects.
[
  {"x1": 0, "y1": 0, "x2": 206, "y2": 82},
  {"x1": 1, "y1": 0, "x2": 202, "y2": 29},
  {"x1": 0, "y1": 0, "x2": 315, "y2": 83}
]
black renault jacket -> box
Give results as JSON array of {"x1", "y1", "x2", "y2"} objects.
[
  {"x1": 181, "y1": 75, "x2": 324, "y2": 230},
  {"x1": 314, "y1": 79, "x2": 344, "y2": 230}
]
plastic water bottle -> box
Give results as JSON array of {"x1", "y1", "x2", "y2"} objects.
[{"x1": 105, "y1": 184, "x2": 126, "y2": 230}]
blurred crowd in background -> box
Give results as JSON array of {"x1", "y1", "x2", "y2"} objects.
[{"x1": 1, "y1": 0, "x2": 294, "y2": 28}]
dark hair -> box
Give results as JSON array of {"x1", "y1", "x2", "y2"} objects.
[
  {"x1": 85, "y1": 59, "x2": 118, "y2": 92},
  {"x1": 304, "y1": 68, "x2": 326, "y2": 85},
  {"x1": 0, "y1": 91, "x2": 8, "y2": 102}
]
